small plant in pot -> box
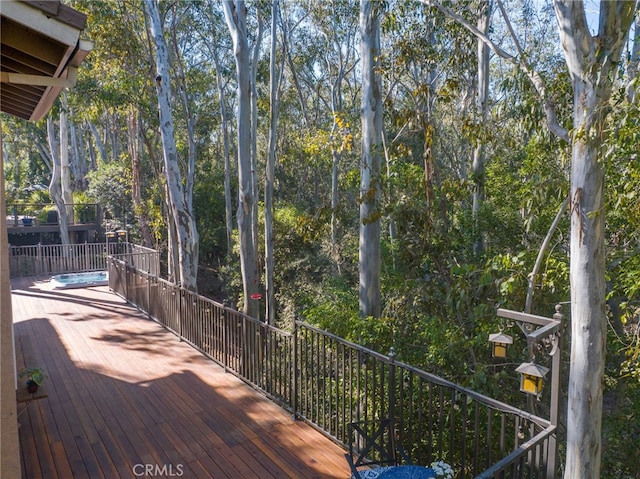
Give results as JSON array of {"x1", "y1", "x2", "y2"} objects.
[{"x1": 19, "y1": 367, "x2": 46, "y2": 394}]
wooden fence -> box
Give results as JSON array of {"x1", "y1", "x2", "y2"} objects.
[{"x1": 108, "y1": 257, "x2": 558, "y2": 478}]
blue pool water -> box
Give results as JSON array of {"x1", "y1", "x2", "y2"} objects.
[{"x1": 50, "y1": 271, "x2": 109, "y2": 289}]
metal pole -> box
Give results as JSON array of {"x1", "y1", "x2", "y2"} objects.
[
  {"x1": 547, "y1": 304, "x2": 563, "y2": 479},
  {"x1": 388, "y1": 348, "x2": 397, "y2": 463},
  {"x1": 292, "y1": 318, "x2": 299, "y2": 420},
  {"x1": 178, "y1": 288, "x2": 183, "y2": 341}
]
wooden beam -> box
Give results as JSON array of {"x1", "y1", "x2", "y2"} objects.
[
  {"x1": 0, "y1": 19, "x2": 65, "y2": 67},
  {"x1": 496, "y1": 308, "x2": 554, "y2": 326},
  {"x1": 0, "y1": 120, "x2": 23, "y2": 479},
  {"x1": 1, "y1": 1, "x2": 81, "y2": 47},
  {"x1": 0, "y1": 71, "x2": 75, "y2": 88}
]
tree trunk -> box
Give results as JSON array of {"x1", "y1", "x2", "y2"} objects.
[
  {"x1": 224, "y1": 0, "x2": 260, "y2": 319},
  {"x1": 566, "y1": 103, "x2": 607, "y2": 479},
  {"x1": 525, "y1": 197, "x2": 569, "y2": 314},
  {"x1": 145, "y1": 0, "x2": 199, "y2": 291},
  {"x1": 127, "y1": 109, "x2": 154, "y2": 247},
  {"x1": 554, "y1": 2, "x2": 636, "y2": 477},
  {"x1": 628, "y1": 14, "x2": 639, "y2": 103},
  {"x1": 88, "y1": 121, "x2": 108, "y2": 163},
  {"x1": 326, "y1": 16, "x2": 355, "y2": 276},
  {"x1": 359, "y1": 0, "x2": 382, "y2": 318},
  {"x1": 211, "y1": 39, "x2": 234, "y2": 257},
  {"x1": 170, "y1": 11, "x2": 197, "y2": 213},
  {"x1": 47, "y1": 118, "x2": 71, "y2": 246},
  {"x1": 60, "y1": 94, "x2": 74, "y2": 225},
  {"x1": 471, "y1": 0, "x2": 491, "y2": 257},
  {"x1": 265, "y1": 0, "x2": 282, "y2": 325},
  {"x1": 250, "y1": 11, "x2": 264, "y2": 263},
  {"x1": 68, "y1": 111, "x2": 86, "y2": 191}
]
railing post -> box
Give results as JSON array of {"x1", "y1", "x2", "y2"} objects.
[
  {"x1": 388, "y1": 348, "x2": 397, "y2": 463},
  {"x1": 146, "y1": 270, "x2": 151, "y2": 320},
  {"x1": 292, "y1": 317, "x2": 299, "y2": 420},
  {"x1": 547, "y1": 304, "x2": 564, "y2": 479},
  {"x1": 222, "y1": 302, "x2": 229, "y2": 372},
  {"x1": 36, "y1": 242, "x2": 42, "y2": 275},
  {"x1": 125, "y1": 262, "x2": 130, "y2": 299},
  {"x1": 178, "y1": 288, "x2": 183, "y2": 341}
]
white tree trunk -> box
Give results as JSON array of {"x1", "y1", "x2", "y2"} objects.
[
  {"x1": 628, "y1": 14, "x2": 640, "y2": 103},
  {"x1": 60, "y1": 93, "x2": 74, "y2": 224},
  {"x1": 47, "y1": 118, "x2": 71, "y2": 246},
  {"x1": 87, "y1": 121, "x2": 108, "y2": 163},
  {"x1": 554, "y1": 2, "x2": 636, "y2": 477},
  {"x1": 211, "y1": 41, "x2": 234, "y2": 257},
  {"x1": 145, "y1": 0, "x2": 199, "y2": 291},
  {"x1": 224, "y1": 0, "x2": 260, "y2": 319},
  {"x1": 265, "y1": 0, "x2": 282, "y2": 325},
  {"x1": 68, "y1": 111, "x2": 86, "y2": 191},
  {"x1": 472, "y1": 0, "x2": 491, "y2": 257},
  {"x1": 170, "y1": 18, "x2": 196, "y2": 212},
  {"x1": 252, "y1": 14, "x2": 264, "y2": 258},
  {"x1": 359, "y1": 0, "x2": 383, "y2": 318},
  {"x1": 326, "y1": 22, "x2": 354, "y2": 274},
  {"x1": 127, "y1": 109, "x2": 153, "y2": 247}
]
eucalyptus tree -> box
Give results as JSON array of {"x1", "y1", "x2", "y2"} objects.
[
  {"x1": 554, "y1": 3, "x2": 636, "y2": 476},
  {"x1": 628, "y1": 14, "x2": 640, "y2": 102},
  {"x1": 471, "y1": 0, "x2": 491, "y2": 256},
  {"x1": 359, "y1": 0, "x2": 384, "y2": 318},
  {"x1": 311, "y1": 1, "x2": 359, "y2": 269},
  {"x1": 223, "y1": 0, "x2": 261, "y2": 318},
  {"x1": 380, "y1": 0, "x2": 477, "y2": 253},
  {"x1": 264, "y1": 0, "x2": 287, "y2": 325},
  {"x1": 59, "y1": 94, "x2": 74, "y2": 222},
  {"x1": 70, "y1": 0, "x2": 160, "y2": 246},
  {"x1": 420, "y1": 0, "x2": 637, "y2": 476},
  {"x1": 46, "y1": 117, "x2": 71, "y2": 246},
  {"x1": 145, "y1": 0, "x2": 199, "y2": 291},
  {"x1": 203, "y1": 2, "x2": 235, "y2": 257}
]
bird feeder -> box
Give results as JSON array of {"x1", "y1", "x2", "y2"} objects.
[
  {"x1": 488, "y1": 332, "x2": 513, "y2": 358},
  {"x1": 515, "y1": 362, "x2": 549, "y2": 395}
]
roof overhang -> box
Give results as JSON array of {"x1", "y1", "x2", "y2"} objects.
[{"x1": 1, "y1": 0, "x2": 93, "y2": 121}]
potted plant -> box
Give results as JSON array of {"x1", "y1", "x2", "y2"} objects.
[{"x1": 19, "y1": 367, "x2": 46, "y2": 394}]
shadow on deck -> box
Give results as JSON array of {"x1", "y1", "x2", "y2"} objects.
[{"x1": 12, "y1": 277, "x2": 350, "y2": 479}]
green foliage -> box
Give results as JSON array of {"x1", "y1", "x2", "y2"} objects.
[
  {"x1": 300, "y1": 277, "x2": 360, "y2": 340},
  {"x1": 86, "y1": 161, "x2": 132, "y2": 223},
  {"x1": 19, "y1": 366, "x2": 46, "y2": 386},
  {"x1": 601, "y1": 380, "x2": 640, "y2": 477},
  {"x1": 193, "y1": 166, "x2": 227, "y2": 262}
]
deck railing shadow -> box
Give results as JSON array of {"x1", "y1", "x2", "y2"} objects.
[{"x1": 108, "y1": 256, "x2": 558, "y2": 479}]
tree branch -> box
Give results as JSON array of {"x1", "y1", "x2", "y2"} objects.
[
  {"x1": 419, "y1": 0, "x2": 570, "y2": 142},
  {"x1": 525, "y1": 195, "x2": 569, "y2": 314}
]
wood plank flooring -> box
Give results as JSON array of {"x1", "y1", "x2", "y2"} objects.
[{"x1": 12, "y1": 277, "x2": 351, "y2": 479}]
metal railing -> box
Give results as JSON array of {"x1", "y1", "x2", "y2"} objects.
[
  {"x1": 108, "y1": 257, "x2": 559, "y2": 478},
  {"x1": 8, "y1": 242, "x2": 160, "y2": 277}
]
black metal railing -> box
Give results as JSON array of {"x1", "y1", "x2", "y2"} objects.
[{"x1": 108, "y1": 257, "x2": 558, "y2": 478}]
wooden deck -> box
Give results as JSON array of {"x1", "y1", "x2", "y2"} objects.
[{"x1": 12, "y1": 277, "x2": 351, "y2": 479}]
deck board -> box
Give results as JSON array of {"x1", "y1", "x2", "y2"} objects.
[{"x1": 12, "y1": 277, "x2": 351, "y2": 479}]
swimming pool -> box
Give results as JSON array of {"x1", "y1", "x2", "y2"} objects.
[{"x1": 50, "y1": 271, "x2": 109, "y2": 289}]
